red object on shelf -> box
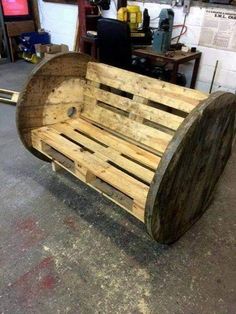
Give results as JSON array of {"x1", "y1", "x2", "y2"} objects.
[{"x1": 2, "y1": 0, "x2": 29, "y2": 17}]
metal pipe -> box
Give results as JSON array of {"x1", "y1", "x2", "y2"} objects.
[{"x1": 209, "y1": 60, "x2": 219, "y2": 94}]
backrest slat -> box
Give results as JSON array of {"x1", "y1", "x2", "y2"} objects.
[
  {"x1": 86, "y1": 62, "x2": 207, "y2": 113},
  {"x1": 83, "y1": 85, "x2": 184, "y2": 131},
  {"x1": 81, "y1": 100, "x2": 172, "y2": 155}
]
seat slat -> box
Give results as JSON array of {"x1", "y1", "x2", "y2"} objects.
[
  {"x1": 86, "y1": 62, "x2": 207, "y2": 113},
  {"x1": 70, "y1": 118, "x2": 160, "y2": 170},
  {"x1": 84, "y1": 85, "x2": 184, "y2": 130},
  {"x1": 53, "y1": 122, "x2": 155, "y2": 184},
  {"x1": 81, "y1": 105, "x2": 172, "y2": 154},
  {"x1": 31, "y1": 126, "x2": 149, "y2": 208}
]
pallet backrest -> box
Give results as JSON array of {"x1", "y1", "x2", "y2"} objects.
[{"x1": 81, "y1": 62, "x2": 207, "y2": 155}]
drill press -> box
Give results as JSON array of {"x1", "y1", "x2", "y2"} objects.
[{"x1": 152, "y1": 9, "x2": 174, "y2": 53}]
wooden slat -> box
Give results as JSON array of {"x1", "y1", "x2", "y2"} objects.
[
  {"x1": 0, "y1": 89, "x2": 19, "y2": 104},
  {"x1": 53, "y1": 122, "x2": 154, "y2": 184},
  {"x1": 32, "y1": 127, "x2": 149, "y2": 208},
  {"x1": 86, "y1": 62, "x2": 208, "y2": 113},
  {"x1": 70, "y1": 118, "x2": 160, "y2": 170},
  {"x1": 84, "y1": 85, "x2": 184, "y2": 130},
  {"x1": 81, "y1": 104, "x2": 172, "y2": 154}
]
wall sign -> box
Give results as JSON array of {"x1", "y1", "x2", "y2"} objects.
[
  {"x1": 2, "y1": 0, "x2": 29, "y2": 16},
  {"x1": 199, "y1": 9, "x2": 236, "y2": 52}
]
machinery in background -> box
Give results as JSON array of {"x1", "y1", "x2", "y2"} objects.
[
  {"x1": 117, "y1": 5, "x2": 142, "y2": 31},
  {"x1": 150, "y1": 9, "x2": 187, "y2": 86},
  {"x1": 117, "y1": 5, "x2": 152, "y2": 45},
  {"x1": 152, "y1": 9, "x2": 174, "y2": 53},
  {"x1": 150, "y1": 67, "x2": 186, "y2": 86}
]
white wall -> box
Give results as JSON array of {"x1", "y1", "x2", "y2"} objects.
[
  {"x1": 38, "y1": 0, "x2": 78, "y2": 50},
  {"x1": 38, "y1": 0, "x2": 236, "y2": 94}
]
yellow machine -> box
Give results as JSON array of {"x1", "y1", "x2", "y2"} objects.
[{"x1": 117, "y1": 5, "x2": 142, "y2": 32}]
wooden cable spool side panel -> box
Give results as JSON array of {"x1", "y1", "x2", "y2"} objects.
[
  {"x1": 145, "y1": 92, "x2": 236, "y2": 244},
  {"x1": 16, "y1": 52, "x2": 93, "y2": 160}
]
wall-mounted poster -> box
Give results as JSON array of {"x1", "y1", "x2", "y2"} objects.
[
  {"x1": 199, "y1": 9, "x2": 236, "y2": 52},
  {"x1": 1, "y1": 0, "x2": 29, "y2": 16}
]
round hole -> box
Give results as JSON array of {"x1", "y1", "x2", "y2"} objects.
[{"x1": 67, "y1": 107, "x2": 77, "y2": 118}]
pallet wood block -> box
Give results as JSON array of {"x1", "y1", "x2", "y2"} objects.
[{"x1": 16, "y1": 52, "x2": 236, "y2": 243}]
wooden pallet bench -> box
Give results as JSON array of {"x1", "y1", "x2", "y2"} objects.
[{"x1": 16, "y1": 53, "x2": 236, "y2": 243}]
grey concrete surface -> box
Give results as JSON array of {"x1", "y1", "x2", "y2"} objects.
[{"x1": 0, "y1": 60, "x2": 235, "y2": 314}]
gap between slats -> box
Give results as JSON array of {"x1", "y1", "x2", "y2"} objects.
[
  {"x1": 70, "y1": 118, "x2": 161, "y2": 170},
  {"x1": 86, "y1": 62, "x2": 207, "y2": 113},
  {"x1": 84, "y1": 84, "x2": 184, "y2": 131},
  {"x1": 81, "y1": 102, "x2": 172, "y2": 155},
  {"x1": 53, "y1": 122, "x2": 155, "y2": 185}
]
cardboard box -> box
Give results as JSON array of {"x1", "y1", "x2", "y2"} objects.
[{"x1": 35, "y1": 44, "x2": 69, "y2": 58}]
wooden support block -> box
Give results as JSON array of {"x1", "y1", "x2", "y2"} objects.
[
  {"x1": 129, "y1": 96, "x2": 148, "y2": 123},
  {"x1": 75, "y1": 162, "x2": 96, "y2": 183},
  {"x1": 52, "y1": 161, "x2": 62, "y2": 172}
]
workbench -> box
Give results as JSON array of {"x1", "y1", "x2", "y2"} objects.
[{"x1": 132, "y1": 48, "x2": 201, "y2": 89}]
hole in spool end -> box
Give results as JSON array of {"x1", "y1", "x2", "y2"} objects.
[{"x1": 67, "y1": 107, "x2": 77, "y2": 118}]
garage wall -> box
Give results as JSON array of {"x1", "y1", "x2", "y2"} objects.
[
  {"x1": 38, "y1": 0, "x2": 236, "y2": 94},
  {"x1": 38, "y1": 0, "x2": 78, "y2": 50}
]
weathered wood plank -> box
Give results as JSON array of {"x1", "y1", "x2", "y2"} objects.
[
  {"x1": 81, "y1": 104, "x2": 172, "y2": 154},
  {"x1": 53, "y1": 122, "x2": 154, "y2": 184},
  {"x1": 86, "y1": 62, "x2": 207, "y2": 113},
  {"x1": 70, "y1": 118, "x2": 160, "y2": 170},
  {"x1": 84, "y1": 85, "x2": 184, "y2": 130}
]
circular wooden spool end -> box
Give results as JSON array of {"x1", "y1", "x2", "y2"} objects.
[
  {"x1": 145, "y1": 91, "x2": 236, "y2": 244},
  {"x1": 16, "y1": 52, "x2": 93, "y2": 160}
]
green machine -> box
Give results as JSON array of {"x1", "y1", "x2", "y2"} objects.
[{"x1": 152, "y1": 9, "x2": 174, "y2": 54}]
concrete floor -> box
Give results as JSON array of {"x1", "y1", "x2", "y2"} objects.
[{"x1": 0, "y1": 60, "x2": 236, "y2": 314}]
